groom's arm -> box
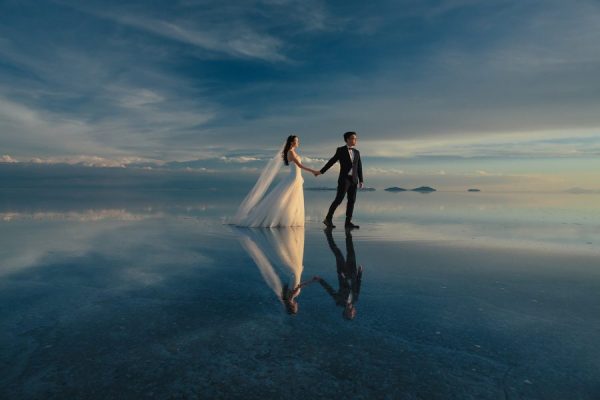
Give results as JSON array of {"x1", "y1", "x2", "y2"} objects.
[
  {"x1": 357, "y1": 151, "x2": 363, "y2": 184},
  {"x1": 317, "y1": 278, "x2": 338, "y2": 299},
  {"x1": 320, "y1": 148, "x2": 340, "y2": 174}
]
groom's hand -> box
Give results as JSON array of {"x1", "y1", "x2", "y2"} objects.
[{"x1": 358, "y1": 182, "x2": 364, "y2": 189}]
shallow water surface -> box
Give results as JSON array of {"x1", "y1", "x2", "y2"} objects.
[{"x1": 1, "y1": 189, "x2": 599, "y2": 399}]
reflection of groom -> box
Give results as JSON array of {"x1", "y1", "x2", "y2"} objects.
[
  {"x1": 316, "y1": 131, "x2": 363, "y2": 229},
  {"x1": 317, "y1": 228, "x2": 363, "y2": 320}
]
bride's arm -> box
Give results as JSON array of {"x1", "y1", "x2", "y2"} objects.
[{"x1": 288, "y1": 150, "x2": 317, "y2": 174}]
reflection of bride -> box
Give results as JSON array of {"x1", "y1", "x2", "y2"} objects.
[
  {"x1": 231, "y1": 135, "x2": 318, "y2": 228},
  {"x1": 234, "y1": 226, "x2": 316, "y2": 314}
]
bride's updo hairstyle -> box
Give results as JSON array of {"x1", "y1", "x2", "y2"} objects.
[{"x1": 282, "y1": 135, "x2": 298, "y2": 165}]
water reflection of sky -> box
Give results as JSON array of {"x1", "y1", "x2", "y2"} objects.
[
  {"x1": 3, "y1": 190, "x2": 598, "y2": 254},
  {"x1": 1, "y1": 190, "x2": 599, "y2": 398}
]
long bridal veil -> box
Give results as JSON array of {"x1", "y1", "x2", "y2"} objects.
[{"x1": 231, "y1": 143, "x2": 285, "y2": 225}]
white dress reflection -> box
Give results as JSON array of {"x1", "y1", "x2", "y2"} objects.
[{"x1": 234, "y1": 226, "x2": 316, "y2": 314}]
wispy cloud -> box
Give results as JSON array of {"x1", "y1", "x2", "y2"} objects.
[
  {"x1": 359, "y1": 131, "x2": 600, "y2": 159},
  {"x1": 0, "y1": 96, "x2": 110, "y2": 156},
  {"x1": 0, "y1": 23, "x2": 216, "y2": 160},
  {"x1": 88, "y1": 11, "x2": 288, "y2": 62}
]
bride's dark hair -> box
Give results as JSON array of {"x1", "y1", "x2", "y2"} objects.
[
  {"x1": 282, "y1": 284, "x2": 299, "y2": 315},
  {"x1": 282, "y1": 135, "x2": 297, "y2": 165}
]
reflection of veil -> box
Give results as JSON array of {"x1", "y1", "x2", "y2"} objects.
[
  {"x1": 231, "y1": 144, "x2": 285, "y2": 225},
  {"x1": 234, "y1": 227, "x2": 305, "y2": 302}
]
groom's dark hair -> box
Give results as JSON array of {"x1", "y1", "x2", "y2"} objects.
[{"x1": 343, "y1": 131, "x2": 356, "y2": 142}]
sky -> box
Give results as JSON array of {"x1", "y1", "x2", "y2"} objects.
[{"x1": 1, "y1": 0, "x2": 600, "y2": 191}]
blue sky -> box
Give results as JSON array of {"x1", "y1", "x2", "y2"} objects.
[{"x1": 1, "y1": 0, "x2": 599, "y2": 190}]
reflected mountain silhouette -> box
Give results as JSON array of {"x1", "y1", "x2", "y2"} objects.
[
  {"x1": 317, "y1": 228, "x2": 363, "y2": 320},
  {"x1": 233, "y1": 226, "x2": 317, "y2": 314}
]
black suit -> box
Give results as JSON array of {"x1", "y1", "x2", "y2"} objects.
[{"x1": 320, "y1": 146, "x2": 363, "y2": 221}]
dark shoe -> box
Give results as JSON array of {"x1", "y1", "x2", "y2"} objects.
[
  {"x1": 323, "y1": 218, "x2": 336, "y2": 228},
  {"x1": 345, "y1": 221, "x2": 360, "y2": 229}
]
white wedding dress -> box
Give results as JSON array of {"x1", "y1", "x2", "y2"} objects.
[{"x1": 233, "y1": 151, "x2": 305, "y2": 228}]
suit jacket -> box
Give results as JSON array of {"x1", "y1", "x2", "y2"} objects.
[{"x1": 320, "y1": 146, "x2": 363, "y2": 185}]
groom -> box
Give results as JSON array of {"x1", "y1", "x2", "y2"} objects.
[{"x1": 316, "y1": 131, "x2": 363, "y2": 229}]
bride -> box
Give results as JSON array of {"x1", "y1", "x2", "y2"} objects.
[{"x1": 232, "y1": 135, "x2": 318, "y2": 227}]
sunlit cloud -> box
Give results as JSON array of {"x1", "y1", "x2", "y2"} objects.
[
  {"x1": 219, "y1": 156, "x2": 262, "y2": 163},
  {"x1": 301, "y1": 156, "x2": 327, "y2": 164},
  {"x1": 1, "y1": 154, "x2": 157, "y2": 167},
  {"x1": 0, "y1": 155, "x2": 17, "y2": 163},
  {"x1": 366, "y1": 167, "x2": 405, "y2": 176},
  {"x1": 240, "y1": 166, "x2": 260, "y2": 173}
]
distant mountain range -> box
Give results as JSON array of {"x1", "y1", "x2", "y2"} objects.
[{"x1": 564, "y1": 187, "x2": 600, "y2": 194}]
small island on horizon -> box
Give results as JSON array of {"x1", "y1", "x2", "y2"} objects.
[
  {"x1": 385, "y1": 186, "x2": 437, "y2": 193},
  {"x1": 384, "y1": 187, "x2": 407, "y2": 192},
  {"x1": 412, "y1": 186, "x2": 436, "y2": 193},
  {"x1": 468, "y1": 188, "x2": 481, "y2": 192}
]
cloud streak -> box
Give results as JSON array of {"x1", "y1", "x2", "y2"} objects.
[{"x1": 87, "y1": 10, "x2": 288, "y2": 62}]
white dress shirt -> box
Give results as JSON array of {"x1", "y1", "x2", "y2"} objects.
[{"x1": 347, "y1": 146, "x2": 354, "y2": 176}]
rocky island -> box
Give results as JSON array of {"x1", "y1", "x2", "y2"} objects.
[{"x1": 411, "y1": 186, "x2": 436, "y2": 193}]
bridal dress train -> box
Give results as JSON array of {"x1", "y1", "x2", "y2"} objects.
[{"x1": 232, "y1": 147, "x2": 305, "y2": 228}]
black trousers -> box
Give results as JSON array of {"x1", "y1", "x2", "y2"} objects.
[{"x1": 326, "y1": 176, "x2": 357, "y2": 221}]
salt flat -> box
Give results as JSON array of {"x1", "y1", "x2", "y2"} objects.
[{"x1": 1, "y1": 189, "x2": 599, "y2": 399}]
